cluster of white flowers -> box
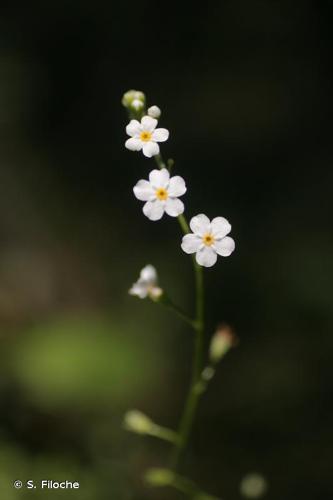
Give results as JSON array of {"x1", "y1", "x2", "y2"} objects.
[{"x1": 124, "y1": 92, "x2": 235, "y2": 300}]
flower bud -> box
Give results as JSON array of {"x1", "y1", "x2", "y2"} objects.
[
  {"x1": 145, "y1": 468, "x2": 175, "y2": 487},
  {"x1": 131, "y1": 98, "x2": 144, "y2": 111},
  {"x1": 209, "y1": 324, "x2": 237, "y2": 364},
  {"x1": 121, "y1": 89, "x2": 145, "y2": 109},
  {"x1": 148, "y1": 105, "x2": 161, "y2": 119},
  {"x1": 123, "y1": 410, "x2": 154, "y2": 435},
  {"x1": 240, "y1": 473, "x2": 268, "y2": 498},
  {"x1": 148, "y1": 286, "x2": 163, "y2": 301},
  {"x1": 201, "y1": 366, "x2": 215, "y2": 381}
]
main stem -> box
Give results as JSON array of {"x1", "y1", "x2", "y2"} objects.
[
  {"x1": 171, "y1": 260, "x2": 204, "y2": 469},
  {"x1": 153, "y1": 154, "x2": 206, "y2": 470}
]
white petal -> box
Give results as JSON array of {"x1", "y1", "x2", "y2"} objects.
[
  {"x1": 165, "y1": 198, "x2": 184, "y2": 217},
  {"x1": 190, "y1": 214, "x2": 211, "y2": 236},
  {"x1": 125, "y1": 137, "x2": 143, "y2": 151},
  {"x1": 142, "y1": 141, "x2": 159, "y2": 157},
  {"x1": 196, "y1": 247, "x2": 217, "y2": 267},
  {"x1": 181, "y1": 234, "x2": 202, "y2": 254},
  {"x1": 143, "y1": 200, "x2": 165, "y2": 221},
  {"x1": 213, "y1": 236, "x2": 235, "y2": 257},
  {"x1": 129, "y1": 282, "x2": 148, "y2": 299},
  {"x1": 211, "y1": 217, "x2": 231, "y2": 239},
  {"x1": 133, "y1": 180, "x2": 154, "y2": 201},
  {"x1": 168, "y1": 176, "x2": 186, "y2": 197},
  {"x1": 140, "y1": 264, "x2": 157, "y2": 284},
  {"x1": 126, "y1": 120, "x2": 141, "y2": 137},
  {"x1": 152, "y1": 128, "x2": 169, "y2": 142},
  {"x1": 149, "y1": 168, "x2": 170, "y2": 188},
  {"x1": 141, "y1": 115, "x2": 157, "y2": 132}
]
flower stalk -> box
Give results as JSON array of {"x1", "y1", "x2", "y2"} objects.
[
  {"x1": 153, "y1": 151, "x2": 206, "y2": 469},
  {"x1": 124, "y1": 410, "x2": 179, "y2": 444},
  {"x1": 122, "y1": 89, "x2": 236, "y2": 497},
  {"x1": 145, "y1": 468, "x2": 220, "y2": 499},
  {"x1": 158, "y1": 293, "x2": 197, "y2": 329}
]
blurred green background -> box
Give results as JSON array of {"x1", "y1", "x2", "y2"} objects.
[{"x1": 0, "y1": 1, "x2": 332, "y2": 499}]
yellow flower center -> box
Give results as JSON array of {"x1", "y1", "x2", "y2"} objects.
[
  {"x1": 203, "y1": 233, "x2": 215, "y2": 246},
  {"x1": 156, "y1": 188, "x2": 168, "y2": 200},
  {"x1": 140, "y1": 131, "x2": 152, "y2": 142}
]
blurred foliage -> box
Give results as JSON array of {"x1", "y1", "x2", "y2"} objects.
[{"x1": 12, "y1": 315, "x2": 157, "y2": 410}]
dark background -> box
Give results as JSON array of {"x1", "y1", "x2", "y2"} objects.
[{"x1": 0, "y1": 1, "x2": 332, "y2": 499}]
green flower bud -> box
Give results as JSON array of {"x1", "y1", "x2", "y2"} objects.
[
  {"x1": 145, "y1": 468, "x2": 175, "y2": 487},
  {"x1": 123, "y1": 410, "x2": 154, "y2": 435},
  {"x1": 131, "y1": 98, "x2": 144, "y2": 111},
  {"x1": 121, "y1": 89, "x2": 145, "y2": 109}
]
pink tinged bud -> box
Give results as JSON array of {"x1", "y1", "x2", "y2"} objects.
[{"x1": 209, "y1": 324, "x2": 237, "y2": 364}]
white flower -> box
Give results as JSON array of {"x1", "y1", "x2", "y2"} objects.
[
  {"x1": 129, "y1": 264, "x2": 163, "y2": 299},
  {"x1": 181, "y1": 214, "x2": 235, "y2": 267},
  {"x1": 148, "y1": 105, "x2": 161, "y2": 119},
  {"x1": 133, "y1": 168, "x2": 186, "y2": 221},
  {"x1": 125, "y1": 115, "x2": 169, "y2": 158}
]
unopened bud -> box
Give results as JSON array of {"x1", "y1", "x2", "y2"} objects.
[
  {"x1": 131, "y1": 98, "x2": 144, "y2": 111},
  {"x1": 122, "y1": 89, "x2": 145, "y2": 109},
  {"x1": 209, "y1": 324, "x2": 237, "y2": 364},
  {"x1": 240, "y1": 473, "x2": 268, "y2": 498},
  {"x1": 148, "y1": 105, "x2": 161, "y2": 119},
  {"x1": 123, "y1": 410, "x2": 154, "y2": 435},
  {"x1": 201, "y1": 366, "x2": 215, "y2": 381},
  {"x1": 148, "y1": 286, "x2": 163, "y2": 301},
  {"x1": 145, "y1": 468, "x2": 175, "y2": 487}
]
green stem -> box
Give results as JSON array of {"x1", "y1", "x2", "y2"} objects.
[
  {"x1": 175, "y1": 214, "x2": 205, "y2": 469},
  {"x1": 149, "y1": 424, "x2": 179, "y2": 445},
  {"x1": 171, "y1": 264, "x2": 204, "y2": 469},
  {"x1": 161, "y1": 295, "x2": 197, "y2": 329},
  {"x1": 171, "y1": 473, "x2": 213, "y2": 498},
  {"x1": 178, "y1": 213, "x2": 190, "y2": 234},
  {"x1": 153, "y1": 152, "x2": 206, "y2": 470},
  {"x1": 154, "y1": 153, "x2": 167, "y2": 170},
  {"x1": 146, "y1": 468, "x2": 220, "y2": 499},
  {"x1": 193, "y1": 263, "x2": 204, "y2": 381}
]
